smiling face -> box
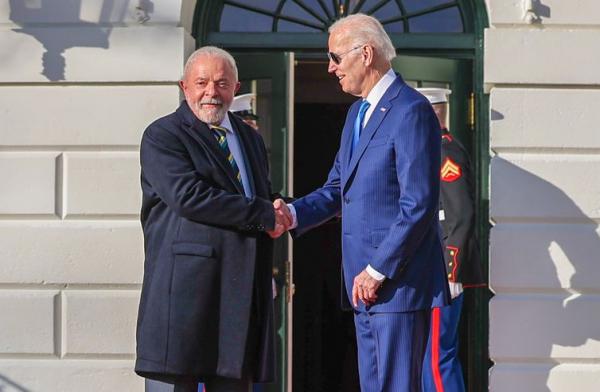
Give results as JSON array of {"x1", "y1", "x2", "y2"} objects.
[
  {"x1": 327, "y1": 28, "x2": 368, "y2": 97},
  {"x1": 179, "y1": 54, "x2": 240, "y2": 125}
]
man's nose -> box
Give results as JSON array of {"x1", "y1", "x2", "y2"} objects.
[
  {"x1": 328, "y1": 60, "x2": 337, "y2": 74},
  {"x1": 204, "y1": 82, "x2": 217, "y2": 97}
]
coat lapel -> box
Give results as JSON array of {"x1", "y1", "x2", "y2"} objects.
[
  {"x1": 177, "y1": 102, "x2": 246, "y2": 195},
  {"x1": 342, "y1": 103, "x2": 360, "y2": 169},
  {"x1": 344, "y1": 76, "x2": 405, "y2": 190}
]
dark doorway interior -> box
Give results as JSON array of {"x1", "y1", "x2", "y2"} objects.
[{"x1": 292, "y1": 61, "x2": 359, "y2": 392}]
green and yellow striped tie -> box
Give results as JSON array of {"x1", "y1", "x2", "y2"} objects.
[{"x1": 210, "y1": 125, "x2": 243, "y2": 186}]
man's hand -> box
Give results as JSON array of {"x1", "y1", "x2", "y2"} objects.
[
  {"x1": 352, "y1": 269, "x2": 384, "y2": 307},
  {"x1": 267, "y1": 199, "x2": 293, "y2": 238}
]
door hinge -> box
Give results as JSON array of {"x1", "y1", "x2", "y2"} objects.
[
  {"x1": 285, "y1": 259, "x2": 295, "y2": 303},
  {"x1": 468, "y1": 92, "x2": 475, "y2": 130}
]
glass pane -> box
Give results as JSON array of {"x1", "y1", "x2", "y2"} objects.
[
  {"x1": 227, "y1": 0, "x2": 281, "y2": 11},
  {"x1": 296, "y1": 0, "x2": 332, "y2": 20},
  {"x1": 220, "y1": 5, "x2": 273, "y2": 32},
  {"x1": 280, "y1": 1, "x2": 325, "y2": 27},
  {"x1": 277, "y1": 19, "x2": 322, "y2": 32},
  {"x1": 383, "y1": 20, "x2": 405, "y2": 34},
  {"x1": 408, "y1": 6, "x2": 463, "y2": 33},
  {"x1": 402, "y1": 0, "x2": 455, "y2": 13},
  {"x1": 359, "y1": 0, "x2": 388, "y2": 14},
  {"x1": 371, "y1": 1, "x2": 401, "y2": 20}
]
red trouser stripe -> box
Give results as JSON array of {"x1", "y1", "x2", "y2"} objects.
[{"x1": 431, "y1": 307, "x2": 445, "y2": 392}]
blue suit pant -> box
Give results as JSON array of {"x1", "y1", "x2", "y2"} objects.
[
  {"x1": 354, "y1": 309, "x2": 429, "y2": 392},
  {"x1": 422, "y1": 293, "x2": 465, "y2": 392}
]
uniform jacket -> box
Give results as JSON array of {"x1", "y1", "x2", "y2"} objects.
[
  {"x1": 135, "y1": 101, "x2": 277, "y2": 383},
  {"x1": 292, "y1": 75, "x2": 450, "y2": 313},
  {"x1": 439, "y1": 129, "x2": 485, "y2": 286}
]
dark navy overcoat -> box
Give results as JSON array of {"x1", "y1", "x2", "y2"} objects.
[{"x1": 135, "y1": 101, "x2": 276, "y2": 384}]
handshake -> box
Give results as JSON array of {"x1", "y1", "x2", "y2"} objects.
[{"x1": 267, "y1": 199, "x2": 294, "y2": 239}]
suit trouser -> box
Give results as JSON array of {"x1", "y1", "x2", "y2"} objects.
[
  {"x1": 354, "y1": 309, "x2": 429, "y2": 392},
  {"x1": 422, "y1": 293, "x2": 465, "y2": 392}
]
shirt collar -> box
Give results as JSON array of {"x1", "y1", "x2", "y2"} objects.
[
  {"x1": 364, "y1": 68, "x2": 396, "y2": 107},
  {"x1": 216, "y1": 112, "x2": 234, "y2": 133}
]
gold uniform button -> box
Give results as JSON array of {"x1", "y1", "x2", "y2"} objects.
[
  {"x1": 447, "y1": 273, "x2": 452, "y2": 278},
  {"x1": 449, "y1": 250, "x2": 455, "y2": 256},
  {"x1": 448, "y1": 262, "x2": 453, "y2": 266}
]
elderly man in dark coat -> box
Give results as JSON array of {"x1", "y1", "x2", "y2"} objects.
[{"x1": 135, "y1": 46, "x2": 289, "y2": 392}]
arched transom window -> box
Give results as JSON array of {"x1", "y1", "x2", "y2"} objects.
[{"x1": 220, "y1": 0, "x2": 464, "y2": 33}]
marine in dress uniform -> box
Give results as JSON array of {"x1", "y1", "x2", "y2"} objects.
[
  {"x1": 230, "y1": 93, "x2": 259, "y2": 131},
  {"x1": 417, "y1": 88, "x2": 486, "y2": 392}
]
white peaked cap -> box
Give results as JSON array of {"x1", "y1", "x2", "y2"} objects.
[
  {"x1": 416, "y1": 87, "x2": 452, "y2": 104},
  {"x1": 230, "y1": 93, "x2": 255, "y2": 113}
]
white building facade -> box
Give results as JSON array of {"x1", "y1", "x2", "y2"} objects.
[
  {"x1": 486, "y1": 0, "x2": 600, "y2": 390},
  {"x1": 0, "y1": 1, "x2": 598, "y2": 391}
]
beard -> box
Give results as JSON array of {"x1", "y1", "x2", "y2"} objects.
[{"x1": 193, "y1": 98, "x2": 229, "y2": 125}]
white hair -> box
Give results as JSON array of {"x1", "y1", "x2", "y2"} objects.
[
  {"x1": 183, "y1": 46, "x2": 238, "y2": 81},
  {"x1": 329, "y1": 14, "x2": 396, "y2": 62}
]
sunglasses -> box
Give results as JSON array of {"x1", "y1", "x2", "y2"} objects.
[{"x1": 327, "y1": 45, "x2": 364, "y2": 65}]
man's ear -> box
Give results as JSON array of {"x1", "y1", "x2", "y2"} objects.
[
  {"x1": 363, "y1": 45, "x2": 374, "y2": 66},
  {"x1": 234, "y1": 81, "x2": 241, "y2": 95},
  {"x1": 178, "y1": 80, "x2": 186, "y2": 91}
]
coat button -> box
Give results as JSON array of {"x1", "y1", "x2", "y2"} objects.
[
  {"x1": 448, "y1": 262, "x2": 453, "y2": 266},
  {"x1": 447, "y1": 273, "x2": 452, "y2": 278}
]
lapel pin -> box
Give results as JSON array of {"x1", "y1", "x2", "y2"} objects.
[{"x1": 380, "y1": 107, "x2": 387, "y2": 112}]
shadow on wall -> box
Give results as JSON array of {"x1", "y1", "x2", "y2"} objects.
[
  {"x1": 491, "y1": 158, "x2": 600, "y2": 391},
  {"x1": 8, "y1": 0, "x2": 154, "y2": 81},
  {"x1": 0, "y1": 375, "x2": 30, "y2": 392}
]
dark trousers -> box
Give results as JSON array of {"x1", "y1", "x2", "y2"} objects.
[
  {"x1": 422, "y1": 293, "x2": 465, "y2": 392},
  {"x1": 174, "y1": 377, "x2": 252, "y2": 392}
]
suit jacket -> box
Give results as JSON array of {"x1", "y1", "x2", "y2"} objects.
[
  {"x1": 135, "y1": 101, "x2": 276, "y2": 383},
  {"x1": 440, "y1": 129, "x2": 485, "y2": 286},
  {"x1": 293, "y1": 75, "x2": 450, "y2": 313}
]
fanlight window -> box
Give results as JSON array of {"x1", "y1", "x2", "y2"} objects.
[{"x1": 220, "y1": 0, "x2": 464, "y2": 33}]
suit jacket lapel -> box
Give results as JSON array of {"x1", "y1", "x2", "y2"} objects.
[
  {"x1": 344, "y1": 77, "x2": 405, "y2": 189},
  {"x1": 342, "y1": 103, "x2": 359, "y2": 169},
  {"x1": 177, "y1": 102, "x2": 246, "y2": 195}
]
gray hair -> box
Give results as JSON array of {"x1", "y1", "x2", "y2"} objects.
[
  {"x1": 329, "y1": 14, "x2": 396, "y2": 62},
  {"x1": 183, "y1": 46, "x2": 238, "y2": 81}
]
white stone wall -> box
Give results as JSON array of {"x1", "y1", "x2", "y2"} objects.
[
  {"x1": 0, "y1": 1, "x2": 191, "y2": 390},
  {"x1": 486, "y1": 1, "x2": 600, "y2": 391}
]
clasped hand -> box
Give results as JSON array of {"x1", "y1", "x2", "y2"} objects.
[
  {"x1": 267, "y1": 199, "x2": 293, "y2": 239},
  {"x1": 352, "y1": 270, "x2": 383, "y2": 307}
]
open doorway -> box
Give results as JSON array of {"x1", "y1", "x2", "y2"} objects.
[{"x1": 291, "y1": 60, "x2": 360, "y2": 392}]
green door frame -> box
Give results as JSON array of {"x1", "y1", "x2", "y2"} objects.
[
  {"x1": 234, "y1": 52, "x2": 294, "y2": 392},
  {"x1": 193, "y1": 2, "x2": 491, "y2": 391}
]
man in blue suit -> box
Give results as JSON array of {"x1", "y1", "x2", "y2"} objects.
[{"x1": 277, "y1": 14, "x2": 450, "y2": 391}]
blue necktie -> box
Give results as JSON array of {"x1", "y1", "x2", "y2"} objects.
[{"x1": 352, "y1": 100, "x2": 371, "y2": 157}]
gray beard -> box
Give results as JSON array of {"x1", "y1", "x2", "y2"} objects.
[{"x1": 196, "y1": 104, "x2": 228, "y2": 125}]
